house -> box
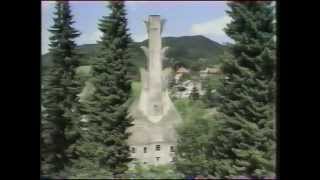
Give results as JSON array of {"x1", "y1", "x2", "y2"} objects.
[
  {"x1": 174, "y1": 67, "x2": 190, "y2": 82},
  {"x1": 200, "y1": 67, "x2": 222, "y2": 78},
  {"x1": 176, "y1": 67, "x2": 190, "y2": 74}
]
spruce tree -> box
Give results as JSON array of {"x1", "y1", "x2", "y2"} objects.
[
  {"x1": 175, "y1": 117, "x2": 211, "y2": 177},
  {"x1": 208, "y1": 1, "x2": 276, "y2": 178},
  {"x1": 202, "y1": 80, "x2": 215, "y2": 107},
  {"x1": 190, "y1": 84, "x2": 200, "y2": 101},
  {"x1": 70, "y1": 1, "x2": 133, "y2": 177},
  {"x1": 41, "y1": 1, "x2": 81, "y2": 176}
]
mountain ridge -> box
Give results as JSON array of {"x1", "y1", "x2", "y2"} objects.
[{"x1": 42, "y1": 35, "x2": 227, "y2": 75}]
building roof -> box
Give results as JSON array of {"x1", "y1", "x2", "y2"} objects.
[
  {"x1": 176, "y1": 67, "x2": 190, "y2": 74},
  {"x1": 127, "y1": 94, "x2": 182, "y2": 145},
  {"x1": 200, "y1": 67, "x2": 221, "y2": 74}
]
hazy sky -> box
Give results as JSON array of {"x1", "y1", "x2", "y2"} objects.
[{"x1": 41, "y1": 1, "x2": 233, "y2": 54}]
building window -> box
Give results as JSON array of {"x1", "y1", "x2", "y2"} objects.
[
  {"x1": 131, "y1": 147, "x2": 136, "y2": 153},
  {"x1": 170, "y1": 146, "x2": 175, "y2": 152},
  {"x1": 154, "y1": 105, "x2": 158, "y2": 112},
  {"x1": 156, "y1": 157, "x2": 160, "y2": 161},
  {"x1": 144, "y1": 147, "x2": 147, "y2": 153},
  {"x1": 156, "y1": 145, "x2": 160, "y2": 151}
]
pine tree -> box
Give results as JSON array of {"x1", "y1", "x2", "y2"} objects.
[
  {"x1": 202, "y1": 80, "x2": 215, "y2": 107},
  {"x1": 69, "y1": 1, "x2": 133, "y2": 178},
  {"x1": 175, "y1": 117, "x2": 211, "y2": 177},
  {"x1": 208, "y1": 1, "x2": 276, "y2": 178},
  {"x1": 41, "y1": 1, "x2": 81, "y2": 177},
  {"x1": 190, "y1": 83, "x2": 200, "y2": 101}
]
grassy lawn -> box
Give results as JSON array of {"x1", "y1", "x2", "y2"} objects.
[
  {"x1": 174, "y1": 99, "x2": 212, "y2": 122},
  {"x1": 203, "y1": 74, "x2": 224, "y2": 90}
]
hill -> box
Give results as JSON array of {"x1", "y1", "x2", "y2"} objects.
[{"x1": 42, "y1": 35, "x2": 226, "y2": 76}]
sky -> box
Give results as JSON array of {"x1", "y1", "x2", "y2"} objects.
[{"x1": 41, "y1": 1, "x2": 234, "y2": 55}]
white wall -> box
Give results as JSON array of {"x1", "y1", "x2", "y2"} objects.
[{"x1": 130, "y1": 142, "x2": 176, "y2": 165}]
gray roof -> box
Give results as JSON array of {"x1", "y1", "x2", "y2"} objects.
[{"x1": 127, "y1": 96, "x2": 182, "y2": 145}]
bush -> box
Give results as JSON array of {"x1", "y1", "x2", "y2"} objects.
[{"x1": 125, "y1": 163, "x2": 184, "y2": 179}]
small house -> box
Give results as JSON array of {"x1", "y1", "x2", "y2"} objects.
[
  {"x1": 174, "y1": 67, "x2": 190, "y2": 82},
  {"x1": 200, "y1": 67, "x2": 222, "y2": 77}
]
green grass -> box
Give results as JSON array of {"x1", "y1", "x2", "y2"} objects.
[
  {"x1": 204, "y1": 74, "x2": 224, "y2": 89},
  {"x1": 174, "y1": 99, "x2": 209, "y2": 122}
]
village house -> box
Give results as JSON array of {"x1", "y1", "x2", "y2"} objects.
[
  {"x1": 174, "y1": 67, "x2": 190, "y2": 82},
  {"x1": 200, "y1": 67, "x2": 222, "y2": 78}
]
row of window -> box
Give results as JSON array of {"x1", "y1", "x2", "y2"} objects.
[{"x1": 131, "y1": 145, "x2": 175, "y2": 153}]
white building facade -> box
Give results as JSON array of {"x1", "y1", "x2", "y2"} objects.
[{"x1": 127, "y1": 15, "x2": 182, "y2": 166}]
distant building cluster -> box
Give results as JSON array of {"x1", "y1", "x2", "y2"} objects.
[
  {"x1": 171, "y1": 66, "x2": 221, "y2": 99},
  {"x1": 173, "y1": 80, "x2": 204, "y2": 99},
  {"x1": 200, "y1": 67, "x2": 222, "y2": 78},
  {"x1": 174, "y1": 67, "x2": 190, "y2": 82}
]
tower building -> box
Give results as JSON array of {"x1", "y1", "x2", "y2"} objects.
[{"x1": 127, "y1": 15, "x2": 182, "y2": 165}]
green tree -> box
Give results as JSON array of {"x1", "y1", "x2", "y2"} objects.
[
  {"x1": 69, "y1": 1, "x2": 133, "y2": 178},
  {"x1": 189, "y1": 85, "x2": 200, "y2": 101},
  {"x1": 189, "y1": 61, "x2": 202, "y2": 71},
  {"x1": 41, "y1": 1, "x2": 81, "y2": 177},
  {"x1": 174, "y1": 99, "x2": 213, "y2": 177},
  {"x1": 201, "y1": 73, "x2": 224, "y2": 108},
  {"x1": 202, "y1": 82, "x2": 215, "y2": 108},
  {"x1": 208, "y1": 1, "x2": 276, "y2": 178},
  {"x1": 175, "y1": 117, "x2": 211, "y2": 177},
  {"x1": 126, "y1": 164, "x2": 184, "y2": 179}
]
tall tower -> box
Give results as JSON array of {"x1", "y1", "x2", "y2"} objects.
[
  {"x1": 127, "y1": 15, "x2": 182, "y2": 166},
  {"x1": 141, "y1": 15, "x2": 166, "y2": 116}
]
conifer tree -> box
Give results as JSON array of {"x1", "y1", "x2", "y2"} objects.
[
  {"x1": 41, "y1": 1, "x2": 81, "y2": 176},
  {"x1": 70, "y1": 1, "x2": 133, "y2": 177},
  {"x1": 190, "y1": 84, "x2": 200, "y2": 101},
  {"x1": 202, "y1": 80, "x2": 215, "y2": 107},
  {"x1": 175, "y1": 117, "x2": 211, "y2": 177},
  {"x1": 208, "y1": 1, "x2": 276, "y2": 178}
]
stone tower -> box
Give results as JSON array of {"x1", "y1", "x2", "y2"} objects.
[
  {"x1": 127, "y1": 15, "x2": 182, "y2": 166},
  {"x1": 147, "y1": 15, "x2": 163, "y2": 116}
]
